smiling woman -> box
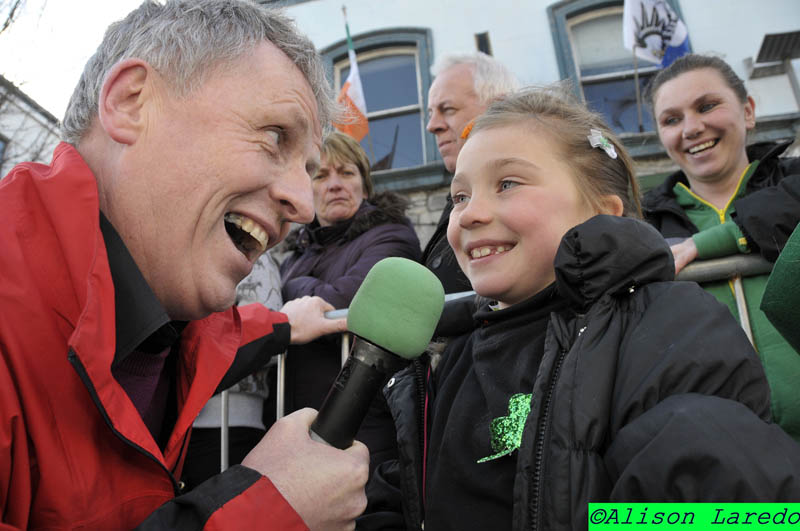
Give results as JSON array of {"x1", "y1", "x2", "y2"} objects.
[
  {"x1": 642, "y1": 53, "x2": 800, "y2": 442},
  {"x1": 279, "y1": 131, "x2": 421, "y2": 476}
]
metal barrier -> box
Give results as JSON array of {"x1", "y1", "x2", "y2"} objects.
[
  {"x1": 677, "y1": 254, "x2": 772, "y2": 345},
  {"x1": 220, "y1": 253, "x2": 773, "y2": 471}
]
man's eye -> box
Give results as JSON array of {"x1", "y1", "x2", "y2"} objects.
[
  {"x1": 699, "y1": 102, "x2": 717, "y2": 113},
  {"x1": 662, "y1": 116, "x2": 679, "y2": 126},
  {"x1": 265, "y1": 129, "x2": 281, "y2": 145}
]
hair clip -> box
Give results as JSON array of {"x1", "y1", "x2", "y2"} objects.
[{"x1": 587, "y1": 129, "x2": 617, "y2": 159}]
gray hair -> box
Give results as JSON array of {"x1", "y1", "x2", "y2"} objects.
[
  {"x1": 430, "y1": 52, "x2": 520, "y2": 105},
  {"x1": 61, "y1": 0, "x2": 335, "y2": 144}
]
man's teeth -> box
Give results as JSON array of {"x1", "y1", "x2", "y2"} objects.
[
  {"x1": 688, "y1": 140, "x2": 715, "y2": 154},
  {"x1": 224, "y1": 213, "x2": 268, "y2": 252},
  {"x1": 470, "y1": 245, "x2": 510, "y2": 259}
]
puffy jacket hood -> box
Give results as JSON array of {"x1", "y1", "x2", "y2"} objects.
[
  {"x1": 555, "y1": 215, "x2": 674, "y2": 312},
  {"x1": 284, "y1": 191, "x2": 410, "y2": 252}
]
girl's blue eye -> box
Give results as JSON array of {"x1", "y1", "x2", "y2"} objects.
[
  {"x1": 500, "y1": 180, "x2": 518, "y2": 191},
  {"x1": 452, "y1": 193, "x2": 469, "y2": 204}
]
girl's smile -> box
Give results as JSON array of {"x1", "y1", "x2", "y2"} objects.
[{"x1": 447, "y1": 123, "x2": 598, "y2": 308}]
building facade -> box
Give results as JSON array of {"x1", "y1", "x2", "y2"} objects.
[
  {"x1": 271, "y1": 0, "x2": 800, "y2": 246},
  {"x1": 0, "y1": 74, "x2": 60, "y2": 177}
]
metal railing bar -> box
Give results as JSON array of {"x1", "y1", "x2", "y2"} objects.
[
  {"x1": 220, "y1": 389, "x2": 229, "y2": 473},
  {"x1": 676, "y1": 254, "x2": 773, "y2": 283}
]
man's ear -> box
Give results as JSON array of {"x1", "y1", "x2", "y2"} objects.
[{"x1": 97, "y1": 59, "x2": 152, "y2": 145}]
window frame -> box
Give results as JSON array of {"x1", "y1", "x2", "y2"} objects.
[
  {"x1": 566, "y1": 6, "x2": 661, "y2": 84},
  {"x1": 321, "y1": 27, "x2": 449, "y2": 191},
  {"x1": 547, "y1": 0, "x2": 688, "y2": 149},
  {"x1": 333, "y1": 46, "x2": 426, "y2": 168}
]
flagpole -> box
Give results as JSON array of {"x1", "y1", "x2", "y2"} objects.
[
  {"x1": 633, "y1": 45, "x2": 644, "y2": 133},
  {"x1": 341, "y1": 5, "x2": 375, "y2": 163}
]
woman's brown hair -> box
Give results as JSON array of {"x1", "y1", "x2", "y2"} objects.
[
  {"x1": 320, "y1": 131, "x2": 374, "y2": 199},
  {"x1": 645, "y1": 54, "x2": 749, "y2": 113}
]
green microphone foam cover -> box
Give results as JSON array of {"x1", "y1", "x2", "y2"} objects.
[{"x1": 347, "y1": 257, "x2": 445, "y2": 359}]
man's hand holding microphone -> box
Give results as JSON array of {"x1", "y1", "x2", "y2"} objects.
[{"x1": 243, "y1": 258, "x2": 444, "y2": 530}]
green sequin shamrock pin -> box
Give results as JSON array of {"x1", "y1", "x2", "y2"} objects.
[{"x1": 477, "y1": 393, "x2": 532, "y2": 463}]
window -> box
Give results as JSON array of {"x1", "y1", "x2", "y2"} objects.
[
  {"x1": 336, "y1": 47, "x2": 424, "y2": 169},
  {"x1": 548, "y1": 0, "x2": 688, "y2": 134},
  {"x1": 322, "y1": 28, "x2": 436, "y2": 173}
]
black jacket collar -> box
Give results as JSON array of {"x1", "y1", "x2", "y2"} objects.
[
  {"x1": 554, "y1": 215, "x2": 675, "y2": 312},
  {"x1": 99, "y1": 213, "x2": 183, "y2": 366}
]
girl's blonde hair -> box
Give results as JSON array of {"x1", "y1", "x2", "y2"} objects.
[{"x1": 470, "y1": 86, "x2": 642, "y2": 218}]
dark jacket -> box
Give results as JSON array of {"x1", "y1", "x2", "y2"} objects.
[
  {"x1": 421, "y1": 196, "x2": 472, "y2": 294},
  {"x1": 359, "y1": 215, "x2": 800, "y2": 531},
  {"x1": 280, "y1": 192, "x2": 421, "y2": 472},
  {"x1": 642, "y1": 140, "x2": 800, "y2": 261},
  {"x1": 281, "y1": 193, "x2": 421, "y2": 308}
]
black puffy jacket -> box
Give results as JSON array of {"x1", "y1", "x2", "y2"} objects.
[{"x1": 359, "y1": 215, "x2": 800, "y2": 531}]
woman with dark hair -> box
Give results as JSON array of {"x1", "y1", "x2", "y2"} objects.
[
  {"x1": 280, "y1": 131, "x2": 421, "y2": 473},
  {"x1": 642, "y1": 53, "x2": 800, "y2": 441}
]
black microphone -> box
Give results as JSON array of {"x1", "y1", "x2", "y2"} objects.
[{"x1": 309, "y1": 257, "x2": 444, "y2": 449}]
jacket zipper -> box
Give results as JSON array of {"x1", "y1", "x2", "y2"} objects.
[
  {"x1": 68, "y1": 349, "x2": 181, "y2": 494},
  {"x1": 414, "y1": 358, "x2": 428, "y2": 529},
  {"x1": 529, "y1": 346, "x2": 568, "y2": 531}
]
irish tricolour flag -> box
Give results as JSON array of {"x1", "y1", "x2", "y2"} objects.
[{"x1": 333, "y1": 13, "x2": 369, "y2": 141}]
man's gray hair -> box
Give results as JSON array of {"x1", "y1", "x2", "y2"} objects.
[
  {"x1": 431, "y1": 51, "x2": 519, "y2": 104},
  {"x1": 61, "y1": 0, "x2": 335, "y2": 144}
]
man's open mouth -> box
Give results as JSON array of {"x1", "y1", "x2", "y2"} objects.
[{"x1": 224, "y1": 213, "x2": 268, "y2": 261}]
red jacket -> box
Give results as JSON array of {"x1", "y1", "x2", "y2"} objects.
[{"x1": 0, "y1": 144, "x2": 307, "y2": 530}]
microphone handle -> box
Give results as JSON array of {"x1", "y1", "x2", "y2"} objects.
[{"x1": 310, "y1": 337, "x2": 405, "y2": 449}]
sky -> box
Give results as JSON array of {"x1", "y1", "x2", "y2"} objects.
[{"x1": 0, "y1": 0, "x2": 143, "y2": 119}]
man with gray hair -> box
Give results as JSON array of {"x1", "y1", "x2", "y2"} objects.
[
  {"x1": 423, "y1": 52, "x2": 520, "y2": 294},
  {"x1": 0, "y1": 1, "x2": 368, "y2": 529}
]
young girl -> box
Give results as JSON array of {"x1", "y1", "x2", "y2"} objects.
[
  {"x1": 642, "y1": 54, "x2": 800, "y2": 441},
  {"x1": 359, "y1": 88, "x2": 800, "y2": 531}
]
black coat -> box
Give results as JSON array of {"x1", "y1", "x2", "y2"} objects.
[
  {"x1": 642, "y1": 141, "x2": 800, "y2": 261},
  {"x1": 281, "y1": 193, "x2": 422, "y2": 308},
  {"x1": 359, "y1": 215, "x2": 800, "y2": 531}
]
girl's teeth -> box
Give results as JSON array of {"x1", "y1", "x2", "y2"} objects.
[{"x1": 470, "y1": 246, "x2": 510, "y2": 258}]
